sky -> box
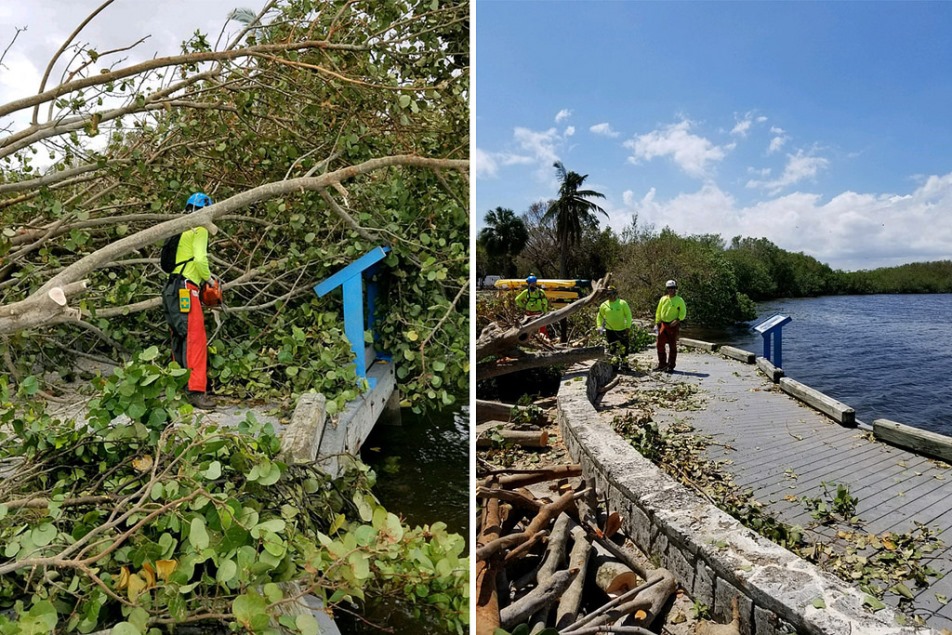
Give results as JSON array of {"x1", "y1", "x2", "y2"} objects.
[
  {"x1": 0, "y1": 0, "x2": 260, "y2": 141},
  {"x1": 474, "y1": 1, "x2": 952, "y2": 272}
]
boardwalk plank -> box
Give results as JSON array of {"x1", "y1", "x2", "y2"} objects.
[{"x1": 605, "y1": 349, "x2": 952, "y2": 631}]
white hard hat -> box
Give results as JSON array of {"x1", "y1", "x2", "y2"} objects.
[{"x1": 665, "y1": 279, "x2": 677, "y2": 288}]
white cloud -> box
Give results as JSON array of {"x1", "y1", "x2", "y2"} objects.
[
  {"x1": 473, "y1": 148, "x2": 535, "y2": 179},
  {"x1": 746, "y1": 150, "x2": 829, "y2": 194},
  {"x1": 564, "y1": 126, "x2": 575, "y2": 137},
  {"x1": 473, "y1": 147, "x2": 498, "y2": 179},
  {"x1": 768, "y1": 127, "x2": 789, "y2": 154},
  {"x1": 624, "y1": 119, "x2": 728, "y2": 179},
  {"x1": 590, "y1": 122, "x2": 620, "y2": 138},
  {"x1": 555, "y1": 108, "x2": 572, "y2": 123},
  {"x1": 615, "y1": 171, "x2": 952, "y2": 270},
  {"x1": 730, "y1": 113, "x2": 754, "y2": 137}
]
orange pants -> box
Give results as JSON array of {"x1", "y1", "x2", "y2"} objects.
[{"x1": 170, "y1": 281, "x2": 208, "y2": 393}]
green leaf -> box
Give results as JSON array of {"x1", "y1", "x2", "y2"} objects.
[
  {"x1": 398, "y1": 94, "x2": 411, "y2": 109},
  {"x1": 812, "y1": 597, "x2": 826, "y2": 609},
  {"x1": 139, "y1": 346, "x2": 159, "y2": 361},
  {"x1": 232, "y1": 592, "x2": 269, "y2": 629},
  {"x1": 891, "y1": 583, "x2": 914, "y2": 600},
  {"x1": 20, "y1": 375, "x2": 39, "y2": 396},
  {"x1": 863, "y1": 595, "x2": 886, "y2": 611},
  {"x1": 31, "y1": 523, "x2": 57, "y2": 547},
  {"x1": 296, "y1": 614, "x2": 320, "y2": 635},
  {"x1": 189, "y1": 517, "x2": 209, "y2": 550},
  {"x1": 203, "y1": 461, "x2": 222, "y2": 480},
  {"x1": 217, "y1": 558, "x2": 237, "y2": 583},
  {"x1": 108, "y1": 624, "x2": 141, "y2": 635}
]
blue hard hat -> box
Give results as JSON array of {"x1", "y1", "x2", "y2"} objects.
[
  {"x1": 526, "y1": 274, "x2": 538, "y2": 285},
  {"x1": 186, "y1": 192, "x2": 213, "y2": 209}
]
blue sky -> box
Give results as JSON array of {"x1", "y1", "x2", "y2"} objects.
[{"x1": 475, "y1": 1, "x2": 952, "y2": 271}]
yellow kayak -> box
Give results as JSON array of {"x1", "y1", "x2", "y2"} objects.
[
  {"x1": 493, "y1": 279, "x2": 591, "y2": 291},
  {"x1": 494, "y1": 279, "x2": 592, "y2": 306}
]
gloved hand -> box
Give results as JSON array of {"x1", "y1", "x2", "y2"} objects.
[{"x1": 597, "y1": 328, "x2": 606, "y2": 335}]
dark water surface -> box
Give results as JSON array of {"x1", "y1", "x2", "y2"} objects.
[
  {"x1": 689, "y1": 295, "x2": 952, "y2": 435},
  {"x1": 337, "y1": 405, "x2": 469, "y2": 634}
]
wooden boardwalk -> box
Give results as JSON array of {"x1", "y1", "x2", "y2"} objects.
[{"x1": 597, "y1": 348, "x2": 952, "y2": 631}]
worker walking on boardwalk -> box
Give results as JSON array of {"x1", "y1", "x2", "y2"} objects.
[
  {"x1": 654, "y1": 279, "x2": 686, "y2": 373},
  {"x1": 515, "y1": 274, "x2": 549, "y2": 335},
  {"x1": 597, "y1": 286, "x2": 632, "y2": 361}
]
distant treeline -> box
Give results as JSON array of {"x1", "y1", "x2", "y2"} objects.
[{"x1": 479, "y1": 208, "x2": 952, "y2": 327}]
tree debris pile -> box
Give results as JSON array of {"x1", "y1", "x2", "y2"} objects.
[{"x1": 476, "y1": 464, "x2": 724, "y2": 635}]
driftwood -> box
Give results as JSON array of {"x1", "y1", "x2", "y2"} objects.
[
  {"x1": 476, "y1": 345, "x2": 605, "y2": 381},
  {"x1": 475, "y1": 274, "x2": 613, "y2": 360}
]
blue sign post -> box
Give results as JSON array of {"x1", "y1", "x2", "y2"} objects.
[
  {"x1": 314, "y1": 246, "x2": 391, "y2": 387},
  {"x1": 753, "y1": 314, "x2": 792, "y2": 368}
]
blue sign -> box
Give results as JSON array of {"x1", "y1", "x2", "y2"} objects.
[
  {"x1": 314, "y1": 246, "x2": 391, "y2": 387},
  {"x1": 753, "y1": 314, "x2": 792, "y2": 368}
]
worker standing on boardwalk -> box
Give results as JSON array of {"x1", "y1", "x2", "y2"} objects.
[
  {"x1": 515, "y1": 274, "x2": 549, "y2": 335},
  {"x1": 161, "y1": 192, "x2": 219, "y2": 409},
  {"x1": 654, "y1": 279, "x2": 686, "y2": 373},
  {"x1": 597, "y1": 286, "x2": 632, "y2": 361}
]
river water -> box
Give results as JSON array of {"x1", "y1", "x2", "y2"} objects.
[
  {"x1": 690, "y1": 295, "x2": 952, "y2": 435},
  {"x1": 337, "y1": 405, "x2": 469, "y2": 634}
]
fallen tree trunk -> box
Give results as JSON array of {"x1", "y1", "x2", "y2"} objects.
[
  {"x1": 475, "y1": 274, "x2": 613, "y2": 360},
  {"x1": 476, "y1": 425, "x2": 549, "y2": 449},
  {"x1": 475, "y1": 480, "x2": 503, "y2": 635},
  {"x1": 476, "y1": 346, "x2": 605, "y2": 381},
  {"x1": 555, "y1": 524, "x2": 592, "y2": 629},
  {"x1": 500, "y1": 568, "x2": 579, "y2": 630},
  {"x1": 480, "y1": 464, "x2": 582, "y2": 490},
  {"x1": 475, "y1": 399, "x2": 547, "y2": 424}
]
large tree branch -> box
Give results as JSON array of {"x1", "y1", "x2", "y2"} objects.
[
  {"x1": 0, "y1": 155, "x2": 467, "y2": 335},
  {"x1": 476, "y1": 346, "x2": 605, "y2": 381},
  {"x1": 0, "y1": 40, "x2": 369, "y2": 120},
  {"x1": 475, "y1": 274, "x2": 613, "y2": 360}
]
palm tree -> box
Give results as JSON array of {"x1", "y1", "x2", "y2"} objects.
[
  {"x1": 478, "y1": 207, "x2": 529, "y2": 277},
  {"x1": 544, "y1": 161, "x2": 607, "y2": 278}
]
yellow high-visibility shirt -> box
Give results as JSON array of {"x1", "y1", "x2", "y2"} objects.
[
  {"x1": 597, "y1": 299, "x2": 632, "y2": 331},
  {"x1": 515, "y1": 288, "x2": 548, "y2": 313},
  {"x1": 174, "y1": 226, "x2": 212, "y2": 285},
  {"x1": 655, "y1": 294, "x2": 686, "y2": 323}
]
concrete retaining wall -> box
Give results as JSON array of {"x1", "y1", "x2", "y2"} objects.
[{"x1": 560, "y1": 363, "x2": 930, "y2": 635}]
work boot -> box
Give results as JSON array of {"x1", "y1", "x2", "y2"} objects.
[
  {"x1": 187, "y1": 391, "x2": 217, "y2": 410},
  {"x1": 652, "y1": 365, "x2": 665, "y2": 372}
]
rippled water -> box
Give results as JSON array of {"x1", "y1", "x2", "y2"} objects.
[
  {"x1": 693, "y1": 295, "x2": 952, "y2": 435},
  {"x1": 337, "y1": 405, "x2": 469, "y2": 635}
]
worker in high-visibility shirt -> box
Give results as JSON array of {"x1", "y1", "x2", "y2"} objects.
[
  {"x1": 162, "y1": 192, "x2": 218, "y2": 409},
  {"x1": 654, "y1": 279, "x2": 687, "y2": 373},
  {"x1": 596, "y1": 286, "x2": 632, "y2": 358},
  {"x1": 515, "y1": 274, "x2": 549, "y2": 335}
]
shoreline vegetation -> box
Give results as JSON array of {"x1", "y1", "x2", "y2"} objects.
[{"x1": 478, "y1": 209, "x2": 952, "y2": 329}]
